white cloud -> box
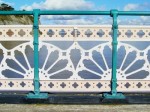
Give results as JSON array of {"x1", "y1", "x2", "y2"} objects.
[
  {"x1": 140, "y1": 16, "x2": 150, "y2": 25},
  {"x1": 41, "y1": 16, "x2": 113, "y2": 25},
  {"x1": 19, "y1": 0, "x2": 114, "y2": 25},
  {"x1": 117, "y1": 16, "x2": 150, "y2": 25},
  {"x1": 122, "y1": 3, "x2": 150, "y2": 25},
  {"x1": 124, "y1": 4, "x2": 139, "y2": 11},
  {"x1": 42, "y1": 15, "x2": 80, "y2": 20},
  {"x1": 53, "y1": 19, "x2": 95, "y2": 25},
  {"x1": 21, "y1": 0, "x2": 93, "y2": 11},
  {"x1": 20, "y1": 1, "x2": 150, "y2": 25},
  {"x1": 21, "y1": 0, "x2": 94, "y2": 24},
  {"x1": 124, "y1": 3, "x2": 150, "y2": 11}
]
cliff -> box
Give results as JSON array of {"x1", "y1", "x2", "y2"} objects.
[
  {"x1": 0, "y1": 3, "x2": 34, "y2": 25},
  {"x1": 0, "y1": 15, "x2": 33, "y2": 25}
]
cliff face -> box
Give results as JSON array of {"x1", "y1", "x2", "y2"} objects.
[
  {"x1": 0, "y1": 15, "x2": 34, "y2": 25},
  {"x1": 0, "y1": 3, "x2": 33, "y2": 25},
  {"x1": 0, "y1": 15, "x2": 34, "y2": 49}
]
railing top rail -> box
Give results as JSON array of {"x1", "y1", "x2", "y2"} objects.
[
  {"x1": 118, "y1": 11, "x2": 150, "y2": 16},
  {"x1": 39, "y1": 11, "x2": 110, "y2": 15},
  {"x1": 0, "y1": 25, "x2": 150, "y2": 28},
  {"x1": 0, "y1": 10, "x2": 150, "y2": 16},
  {"x1": 0, "y1": 11, "x2": 33, "y2": 15}
]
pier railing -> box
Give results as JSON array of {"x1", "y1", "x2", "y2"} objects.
[{"x1": 0, "y1": 9, "x2": 150, "y2": 99}]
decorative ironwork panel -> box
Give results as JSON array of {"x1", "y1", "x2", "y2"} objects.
[
  {"x1": 39, "y1": 25, "x2": 112, "y2": 41},
  {"x1": 117, "y1": 26, "x2": 150, "y2": 80},
  {"x1": 0, "y1": 25, "x2": 34, "y2": 91},
  {"x1": 117, "y1": 80, "x2": 150, "y2": 92},
  {"x1": 40, "y1": 80, "x2": 111, "y2": 92},
  {"x1": 0, "y1": 79, "x2": 33, "y2": 91},
  {"x1": 0, "y1": 25, "x2": 33, "y2": 41},
  {"x1": 39, "y1": 41, "x2": 112, "y2": 80},
  {"x1": 0, "y1": 25, "x2": 149, "y2": 92},
  {"x1": 38, "y1": 25, "x2": 150, "y2": 92},
  {"x1": 118, "y1": 26, "x2": 150, "y2": 41}
]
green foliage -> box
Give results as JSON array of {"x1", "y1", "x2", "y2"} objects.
[
  {"x1": 0, "y1": 3, "x2": 34, "y2": 25},
  {"x1": 0, "y1": 3, "x2": 14, "y2": 11}
]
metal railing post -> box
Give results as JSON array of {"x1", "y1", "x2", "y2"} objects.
[
  {"x1": 26, "y1": 9, "x2": 48, "y2": 99},
  {"x1": 103, "y1": 9, "x2": 125, "y2": 99},
  {"x1": 1, "y1": 9, "x2": 149, "y2": 100}
]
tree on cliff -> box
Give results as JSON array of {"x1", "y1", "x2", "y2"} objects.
[
  {"x1": 0, "y1": 3, "x2": 34, "y2": 25},
  {"x1": 0, "y1": 3, "x2": 14, "y2": 11}
]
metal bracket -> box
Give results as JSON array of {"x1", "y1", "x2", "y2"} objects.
[
  {"x1": 33, "y1": 41, "x2": 39, "y2": 45},
  {"x1": 33, "y1": 25, "x2": 39, "y2": 29},
  {"x1": 26, "y1": 92, "x2": 48, "y2": 99},
  {"x1": 103, "y1": 92, "x2": 126, "y2": 99},
  {"x1": 112, "y1": 41, "x2": 118, "y2": 45}
]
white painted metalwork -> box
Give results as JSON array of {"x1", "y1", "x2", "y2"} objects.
[{"x1": 0, "y1": 25, "x2": 149, "y2": 92}]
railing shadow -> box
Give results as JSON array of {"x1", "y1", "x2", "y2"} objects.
[{"x1": 0, "y1": 93, "x2": 149, "y2": 104}]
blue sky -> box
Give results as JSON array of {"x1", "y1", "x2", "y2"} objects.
[
  {"x1": 2, "y1": 0, "x2": 150, "y2": 11},
  {"x1": 1, "y1": 0, "x2": 150, "y2": 25}
]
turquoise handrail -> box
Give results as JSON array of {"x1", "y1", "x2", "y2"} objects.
[
  {"x1": 0, "y1": 10, "x2": 150, "y2": 16},
  {"x1": 0, "y1": 9, "x2": 149, "y2": 99}
]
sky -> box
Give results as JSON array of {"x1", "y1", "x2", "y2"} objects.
[{"x1": 0, "y1": 0, "x2": 150, "y2": 25}]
